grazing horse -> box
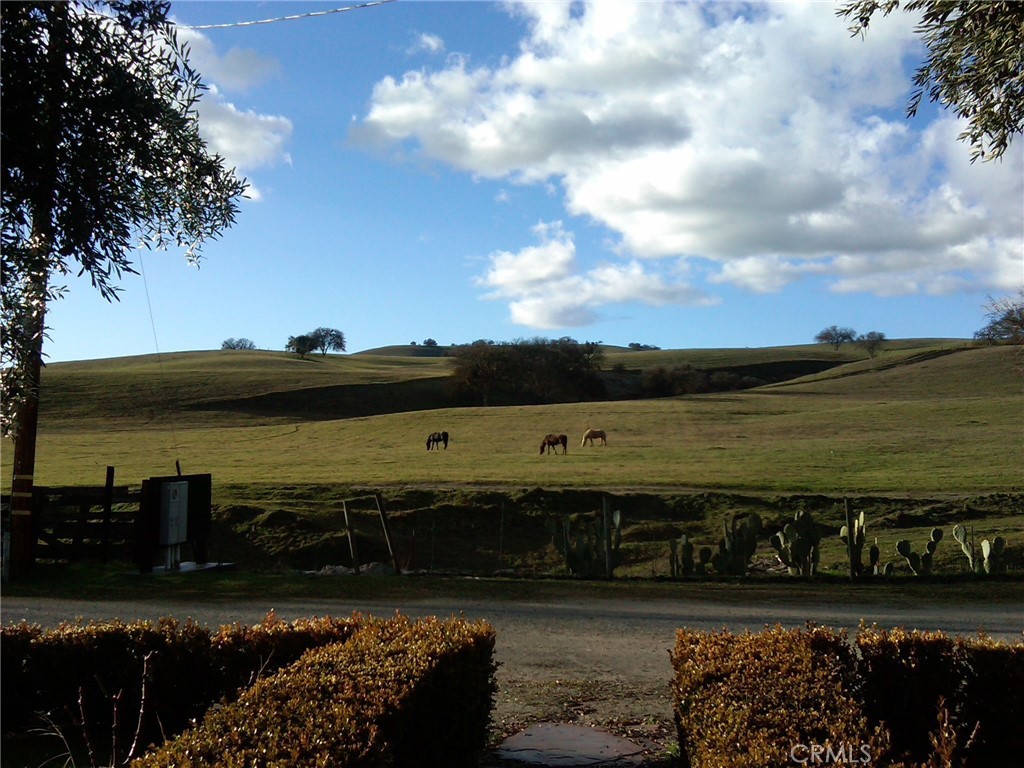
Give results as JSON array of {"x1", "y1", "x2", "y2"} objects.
[
  {"x1": 540, "y1": 433, "x2": 568, "y2": 455},
  {"x1": 581, "y1": 428, "x2": 607, "y2": 447},
  {"x1": 426, "y1": 431, "x2": 449, "y2": 450}
]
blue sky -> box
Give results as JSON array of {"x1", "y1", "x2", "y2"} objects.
[{"x1": 43, "y1": 1, "x2": 1023, "y2": 362}]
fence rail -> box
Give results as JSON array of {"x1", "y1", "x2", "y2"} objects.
[
  {"x1": 32, "y1": 485, "x2": 141, "y2": 563},
  {"x1": 1, "y1": 467, "x2": 142, "y2": 564}
]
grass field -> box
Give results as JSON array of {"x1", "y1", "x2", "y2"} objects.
[{"x1": 3, "y1": 339, "x2": 1021, "y2": 579}]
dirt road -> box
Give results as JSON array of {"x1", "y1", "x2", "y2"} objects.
[{"x1": 3, "y1": 594, "x2": 1022, "y2": 760}]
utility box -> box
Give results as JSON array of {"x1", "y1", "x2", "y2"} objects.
[
  {"x1": 159, "y1": 481, "x2": 189, "y2": 546},
  {"x1": 159, "y1": 481, "x2": 188, "y2": 569},
  {"x1": 137, "y1": 474, "x2": 211, "y2": 573}
]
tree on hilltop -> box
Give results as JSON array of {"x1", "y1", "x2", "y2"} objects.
[
  {"x1": 857, "y1": 331, "x2": 887, "y2": 358},
  {"x1": 815, "y1": 326, "x2": 857, "y2": 350},
  {"x1": 222, "y1": 338, "x2": 256, "y2": 350},
  {"x1": 974, "y1": 289, "x2": 1024, "y2": 346},
  {"x1": 286, "y1": 335, "x2": 317, "y2": 359},
  {"x1": 310, "y1": 327, "x2": 346, "y2": 356}
]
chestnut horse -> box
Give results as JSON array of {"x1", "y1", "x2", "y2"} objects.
[
  {"x1": 426, "y1": 431, "x2": 449, "y2": 450},
  {"x1": 581, "y1": 428, "x2": 607, "y2": 447},
  {"x1": 540, "y1": 433, "x2": 568, "y2": 455}
]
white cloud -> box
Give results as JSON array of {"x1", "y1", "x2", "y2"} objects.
[
  {"x1": 175, "y1": 27, "x2": 293, "y2": 196},
  {"x1": 177, "y1": 27, "x2": 281, "y2": 92},
  {"x1": 198, "y1": 87, "x2": 293, "y2": 171},
  {"x1": 356, "y1": 0, "x2": 1023, "y2": 319},
  {"x1": 409, "y1": 32, "x2": 445, "y2": 56},
  {"x1": 478, "y1": 221, "x2": 714, "y2": 328}
]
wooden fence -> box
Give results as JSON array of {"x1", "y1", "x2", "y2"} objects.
[{"x1": 7, "y1": 468, "x2": 143, "y2": 564}]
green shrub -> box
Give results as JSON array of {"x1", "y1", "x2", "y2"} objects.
[
  {"x1": 0, "y1": 612, "x2": 360, "y2": 762},
  {"x1": 857, "y1": 626, "x2": 1024, "y2": 764},
  {"x1": 0, "y1": 621, "x2": 43, "y2": 732},
  {"x1": 210, "y1": 609, "x2": 361, "y2": 695},
  {"x1": 671, "y1": 625, "x2": 890, "y2": 768},
  {"x1": 1, "y1": 617, "x2": 214, "y2": 752},
  {"x1": 132, "y1": 615, "x2": 497, "y2": 768}
]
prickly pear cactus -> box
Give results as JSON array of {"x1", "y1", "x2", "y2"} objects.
[
  {"x1": 982, "y1": 536, "x2": 1007, "y2": 575},
  {"x1": 696, "y1": 546, "x2": 713, "y2": 576},
  {"x1": 869, "y1": 537, "x2": 881, "y2": 574},
  {"x1": 670, "y1": 534, "x2": 696, "y2": 578},
  {"x1": 548, "y1": 507, "x2": 622, "y2": 578},
  {"x1": 710, "y1": 513, "x2": 762, "y2": 576},
  {"x1": 896, "y1": 528, "x2": 943, "y2": 575},
  {"x1": 953, "y1": 523, "x2": 985, "y2": 574},
  {"x1": 770, "y1": 509, "x2": 821, "y2": 577},
  {"x1": 839, "y1": 506, "x2": 868, "y2": 577}
]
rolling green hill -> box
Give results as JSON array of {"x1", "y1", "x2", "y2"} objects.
[{"x1": 3, "y1": 340, "x2": 1021, "y2": 575}]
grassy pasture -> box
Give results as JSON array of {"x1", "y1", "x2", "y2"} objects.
[{"x1": 9, "y1": 343, "x2": 1020, "y2": 495}]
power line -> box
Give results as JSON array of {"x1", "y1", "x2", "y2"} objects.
[{"x1": 178, "y1": 0, "x2": 396, "y2": 31}]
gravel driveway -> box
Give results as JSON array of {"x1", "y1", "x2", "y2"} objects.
[{"x1": 3, "y1": 594, "x2": 1022, "y2": 761}]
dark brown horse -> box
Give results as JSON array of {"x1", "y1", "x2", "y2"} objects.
[
  {"x1": 540, "y1": 433, "x2": 568, "y2": 455},
  {"x1": 426, "y1": 431, "x2": 449, "y2": 450}
]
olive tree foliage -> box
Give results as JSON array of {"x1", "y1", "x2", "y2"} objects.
[
  {"x1": 815, "y1": 325, "x2": 858, "y2": 350},
  {"x1": 1, "y1": 1, "x2": 247, "y2": 436},
  {"x1": 837, "y1": 0, "x2": 1024, "y2": 162}
]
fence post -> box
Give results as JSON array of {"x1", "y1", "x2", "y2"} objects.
[
  {"x1": 342, "y1": 501, "x2": 360, "y2": 575},
  {"x1": 603, "y1": 496, "x2": 613, "y2": 580},
  {"x1": 497, "y1": 502, "x2": 504, "y2": 571},
  {"x1": 844, "y1": 498, "x2": 855, "y2": 581},
  {"x1": 102, "y1": 466, "x2": 115, "y2": 563},
  {"x1": 374, "y1": 493, "x2": 401, "y2": 575}
]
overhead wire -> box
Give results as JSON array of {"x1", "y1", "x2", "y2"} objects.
[
  {"x1": 138, "y1": 252, "x2": 184, "y2": 473},
  {"x1": 177, "y1": 0, "x2": 396, "y2": 30}
]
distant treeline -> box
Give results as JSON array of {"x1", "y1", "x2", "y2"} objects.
[
  {"x1": 446, "y1": 338, "x2": 827, "y2": 405},
  {"x1": 447, "y1": 338, "x2": 604, "y2": 406},
  {"x1": 641, "y1": 364, "x2": 767, "y2": 396}
]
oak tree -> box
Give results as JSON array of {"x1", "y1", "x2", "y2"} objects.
[{"x1": 815, "y1": 325, "x2": 858, "y2": 350}]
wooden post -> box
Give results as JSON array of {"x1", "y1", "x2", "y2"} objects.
[
  {"x1": 75, "y1": 500, "x2": 89, "y2": 561},
  {"x1": 844, "y1": 498, "x2": 856, "y2": 581},
  {"x1": 497, "y1": 502, "x2": 504, "y2": 571},
  {"x1": 9, "y1": 342, "x2": 44, "y2": 578},
  {"x1": 102, "y1": 466, "x2": 115, "y2": 563},
  {"x1": 374, "y1": 493, "x2": 400, "y2": 575},
  {"x1": 342, "y1": 501, "x2": 360, "y2": 575},
  {"x1": 602, "y1": 496, "x2": 613, "y2": 580}
]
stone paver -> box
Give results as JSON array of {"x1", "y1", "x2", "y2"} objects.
[{"x1": 490, "y1": 723, "x2": 645, "y2": 766}]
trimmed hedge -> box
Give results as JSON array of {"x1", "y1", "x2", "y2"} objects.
[
  {"x1": 672, "y1": 625, "x2": 1024, "y2": 768},
  {"x1": 1, "y1": 611, "x2": 360, "y2": 755},
  {"x1": 672, "y1": 625, "x2": 890, "y2": 768},
  {"x1": 131, "y1": 615, "x2": 497, "y2": 768},
  {"x1": 858, "y1": 626, "x2": 1024, "y2": 764}
]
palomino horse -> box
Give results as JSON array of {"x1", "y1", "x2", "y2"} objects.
[
  {"x1": 581, "y1": 428, "x2": 607, "y2": 447},
  {"x1": 426, "y1": 431, "x2": 449, "y2": 450},
  {"x1": 540, "y1": 433, "x2": 568, "y2": 455}
]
